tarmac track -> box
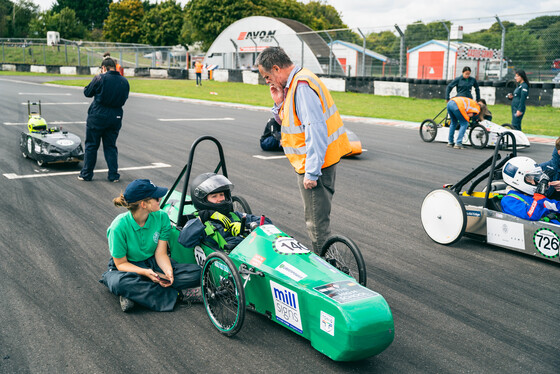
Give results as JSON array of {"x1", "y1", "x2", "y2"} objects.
[{"x1": 0, "y1": 76, "x2": 558, "y2": 374}]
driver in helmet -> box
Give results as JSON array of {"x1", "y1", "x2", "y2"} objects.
[
  {"x1": 501, "y1": 156, "x2": 560, "y2": 223},
  {"x1": 178, "y1": 173, "x2": 272, "y2": 251}
]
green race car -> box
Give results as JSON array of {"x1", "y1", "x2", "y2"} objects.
[{"x1": 160, "y1": 136, "x2": 394, "y2": 361}]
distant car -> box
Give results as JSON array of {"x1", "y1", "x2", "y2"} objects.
[
  {"x1": 552, "y1": 72, "x2": 560, "y2": 83},
  {"x1": 20, "y1": 101, "x2": 84, "y2": 167}
]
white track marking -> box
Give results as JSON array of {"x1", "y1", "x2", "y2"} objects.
[
  {"x1": 3, "y1": 162, "x2": 171, "y2": 180},
  {"x1": 4, "y1": 121, "x2": 86, "y2": 126},
  {"x1": 253, "y1": 155, "x2": 287, "y2": 160},
  {"x1": 19, "y1": 93, "x2": 72, "y2": 96},
  {"x1": 21, "y1": 102, "x2": 88, "y2": 105},
  {"x1": 157, "y1": 117, "x2": 235, "y2": 122}
]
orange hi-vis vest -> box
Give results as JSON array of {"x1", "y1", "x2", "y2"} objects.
[
  {"x1": 281, "y1": 68, "x2": 351, "y2": 174},
  {"x1": 450, "y1": 96, "x2": 480, "y2": 121},
  {"x1": 195, "y1": 61, "x2": 203, "y2": 73}
]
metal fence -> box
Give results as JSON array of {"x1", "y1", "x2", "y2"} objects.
[
  {"x1": 0, "y1": 38, "x2": 188, "y2": 69},
  {"x1": 2, "y1": 11, "x2": 559, "y2": 81}
]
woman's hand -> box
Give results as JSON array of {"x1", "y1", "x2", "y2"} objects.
[
  {"x1": 549, "y1": 180, "x2": 560, "y2": 191},
  {"x1": 515, "y1": 110, "x2": 523, "y2": 117}
]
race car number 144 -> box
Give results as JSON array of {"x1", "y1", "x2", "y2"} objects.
[{"x1": 273, "y1": 237, "x2": 310, "y2": 255}]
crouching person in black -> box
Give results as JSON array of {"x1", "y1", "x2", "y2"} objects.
[
  {"x1": 178, "y1": 173, "x2": 272, "y2": 252},
  {"x1": 260, "y1": 117, "x2": 282, "y2": 151}
]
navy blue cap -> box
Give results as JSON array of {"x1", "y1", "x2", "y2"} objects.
[{"x1": 124, "y1": 179, "x2": 168, "y2": 203}]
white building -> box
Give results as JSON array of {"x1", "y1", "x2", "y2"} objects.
[
  {"x1": 407, "y1": 40, "x2": 500, "y2": 80},
  {"x1": 330, "y1": 40, "x2": 392, "y2": 77},
  {"x1": 204, "y1": 16, "x2": 343, "y2": 74}
]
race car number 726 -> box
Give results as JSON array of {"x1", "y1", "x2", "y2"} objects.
[{"x1": 533, "y1": 228, "x2": 560, "y2": 258}]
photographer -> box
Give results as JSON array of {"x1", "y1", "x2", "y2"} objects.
[
  {"x1": 500, "y1": 157, "x2": 560, "y2": 223},
  {"x1": 79, "y1": 57, "x2": 129, "y2": 182}
]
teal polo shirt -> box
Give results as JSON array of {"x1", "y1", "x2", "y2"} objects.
[{"x1": 107, "y1": 210, "x2": 171, "y2": 262}]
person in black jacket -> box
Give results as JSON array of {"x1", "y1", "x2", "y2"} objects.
[
  {"x1": 507, "y1": 69, "x2": 530, "y2": 131},
  {"x1": 260, "y1": 117, "x2": 282, "y2": 151},
  {"x1": 79, "y1": 57, "x2": 130, "y2": 182},
  {"x1": 445, "y1": 66, "x2": 480, "y2": 102}
]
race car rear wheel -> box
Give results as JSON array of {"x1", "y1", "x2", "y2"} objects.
[
  {"x1": 421, "y1": 189, "x2": 466, "y2": 245},
  {"x1": 232, "y1": 195, "x2": 252, "y2": 214},
  {"x1": 320, "y1": 235, "x2": 367, "y2": 286},
  {"x1": 419, "y1": 119, "x2": 437, "y2": 142},
  {"x1": 22, "y1": 152, "x2": 28, "y2": 159},
  {"x1": 469, "y1": 124, "x2": 489, "y2": 149},
  {"x1": 202, "y1": 251, "x2": 245, "y2": 337}
]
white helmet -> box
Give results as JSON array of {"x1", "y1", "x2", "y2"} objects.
[{"x1": 502, "y1": 157, "x2": 542, "y2": 195}]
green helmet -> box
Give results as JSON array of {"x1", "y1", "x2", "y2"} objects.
[{"x1": 28, "y1": 115, "x2": 47, "y2": 133}]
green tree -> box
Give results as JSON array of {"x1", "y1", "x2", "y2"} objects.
[
  {"x1": 181, "y1": 0, "x2": 354, "y2": 50},
  {"x1": 366, "y1": 30, "x2": 399, "y2": 58},
  {"x1": 539, "y1": 21, "x2": 560, "y2": 64},
  {"x1": 1, "y1": 0, "x2": 39, "y2": 37},
  {"x1": 0, "y1": 0, "x2": 11, "y2": 37},
  {"x1": 182, "y1": 0, "x2": 261, "y2": 49},
  {"x1": 504, "y1": 27, "x2": 544, "y2": 68},
  {"x1": 29, "y1": 7, "x2": 85, "y2": 39},
  {"x1": 140, "y1": 0, "x2": 184, "y2": 46},
  {"x1": 52, "y1": 0, "x2": 111, "y2": 30},
  {"x1": 103, "y1": 0, "x2": 144, "y2": 43},
  {"x1": 404, "y1": 21, "x2": 451, "y2": 49}
]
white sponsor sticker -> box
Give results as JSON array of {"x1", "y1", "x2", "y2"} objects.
[
  {"x1": 275, "y1": 261, "x2": 307, "y2": 282},
  {"x1": 533, "y1": 228, "x2": 559, "y2": 258},
  {"x1": 487, "y1": 217, "x2": 525, "y2": 250},
  {"x1": 270, "y1": 280, "x2": 302, "y2": 333},
  {"x1": 56, "y1": 139, "x2": 74, "y2": 146},
  {"x1": 194, "y1": 246, "x2": 206, "y2": 266},
  {"x1": 320, "y1": 311, "x2": 335, "y2": 336},
  {"x1": 273, "y1": 237, "x2": 310, "y2": 255},
  {"x1": 260, "y1": 224, "x2": 282, "y2": 236}
]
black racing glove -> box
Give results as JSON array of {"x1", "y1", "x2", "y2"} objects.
[{"x1": 197, "y1": 210, "x2": 214, "y2": 223}]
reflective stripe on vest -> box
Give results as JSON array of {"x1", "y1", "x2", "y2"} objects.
[
  {"x1": 451, "y1": 97, "x2": 480, "y2": 121},
  {"x1": 281, "y1": 68, "x2": 351, "y2": 173}
]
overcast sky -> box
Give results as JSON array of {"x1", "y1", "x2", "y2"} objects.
[{"x1": 30, "y1": 0, "x2": 560, "y2": 33}]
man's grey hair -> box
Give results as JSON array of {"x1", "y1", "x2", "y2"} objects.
[{"x1": 256, "y1": 47, "x2": 293, "y2": 71}]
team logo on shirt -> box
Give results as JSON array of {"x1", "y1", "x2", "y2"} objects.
[{"x1": 153, "y1": 232, "x2": 160, "y2": 243}]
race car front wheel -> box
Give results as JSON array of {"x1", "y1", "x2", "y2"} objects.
[
  {"x1": 202, "y1": 251, "x2": 246, "y2": 337},
  {"x1": 469, "y1": 124, "x2": 489, "y2": 149},
  {"x1": 232, "y1": 195, "x2": 252, "y2": 214},
  {"x1": 320, "y1": 235, "x2": 367, "y2": 286},
  {"x1": 419, "y1": 119, "x2": 437, "y2": 142},
  {"x1": 421, "y1": 189, "x2": 466, "y2": 245}
]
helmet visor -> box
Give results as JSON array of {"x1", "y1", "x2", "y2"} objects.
[
  {"x1": 524, "y1": 169, "x2": 543, "y2": 186},
  {"x1": 193, "y1": 175, "x2": 233, "y2": 198}
]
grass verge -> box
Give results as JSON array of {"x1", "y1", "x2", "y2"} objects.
[{"x1": 40, "y1": 76, "x2": 560, "y2": 137}]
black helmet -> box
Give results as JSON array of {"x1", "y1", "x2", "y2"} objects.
[{"x1": 190, "y1": 173, "x2": 234, "y2": 215}]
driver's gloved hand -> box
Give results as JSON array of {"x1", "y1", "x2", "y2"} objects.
[
  {"x1": 229, "y1": 222, "x2": 242, "y2": 236},
  {"x1": 544, "y1": 201, "x2": 559, "y2": 212},
  {"x1": 197, "y1": 210, "x2": 214, "y2": 223},
  {"x1": 209, "y1": 211, "x2": 233, "y2": 229}
]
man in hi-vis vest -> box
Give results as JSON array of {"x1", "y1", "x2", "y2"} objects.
[{"x1": 256, "y1": 47, "x2": 351, "y2": 253}]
